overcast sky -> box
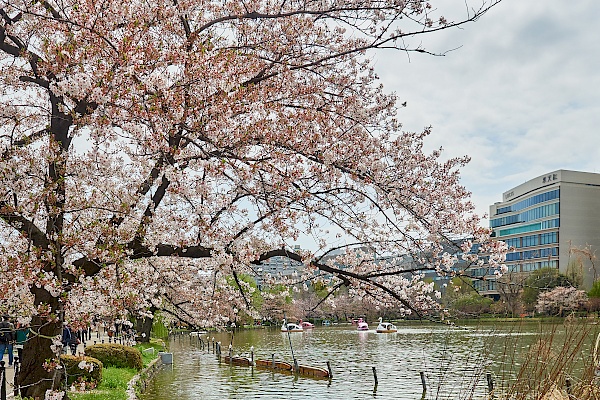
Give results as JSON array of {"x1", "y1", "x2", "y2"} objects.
[{"x1": 373, "y1": 0, "x2": 600, "y2": 224}]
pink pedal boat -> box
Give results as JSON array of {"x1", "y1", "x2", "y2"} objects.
[
  {"x1": 300, "y1": 319, "x2": 315, "y2": 329},
  {"x1": 356, "y1": 318, "x2": 369, "y2": 331}
]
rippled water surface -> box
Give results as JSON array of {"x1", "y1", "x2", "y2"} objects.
[{"x1": 141, "y1": 322, "x2": 599, "y2": 400}]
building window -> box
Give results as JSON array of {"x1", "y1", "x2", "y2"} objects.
[
  {"x1": 491, "y1": 202, "x2": 560, "y2": 228},
  {"x1": 495, "y1": 189, "x2": 560, "y2": 215}
]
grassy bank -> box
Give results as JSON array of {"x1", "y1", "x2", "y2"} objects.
[
  {"x1": 54, "y1": 340, "x2": 165, "y2": 400},
  {"x1": 69, "y1": 340, "x2": 165, "y2": 400},
  {"x1": 69, "y1": 366, "x2": 138, "y2": 400}
]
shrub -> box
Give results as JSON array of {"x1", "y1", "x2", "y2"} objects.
[
  {"x1": 60, "y1": 355, "x2": 103, "y2": 387},
  {"x1": 85, "y1": 343, "x2": 143, "y2": 370}
]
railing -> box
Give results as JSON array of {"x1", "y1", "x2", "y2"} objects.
[
  {"x1": 14, "y1": 357, "x2": 20, "y2": 398},
  {"x1": 0, "y1": 360, "x2": 6, "y2": 400}
]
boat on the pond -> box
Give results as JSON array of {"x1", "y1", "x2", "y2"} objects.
[
  {"x1": 322, "y1": 320, "x2": 331, "y2": 326},
  {"x1": 300, "y1": 320, "x2": 315, "y2": 329},
  {"x1": 375, "y1": 317, "x2": 397, "y2": 333},
  {"x1": 281, "y1": 319, "x2": 303, "y2": 332},
  {"x1": 356, "y1": 318, "x2": 369, "y2": 331}
]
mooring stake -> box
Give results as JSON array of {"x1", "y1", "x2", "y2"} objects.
[
  {"x1": 283, "y1": 311, "x2": 298, "y2": 373},
  {"x1": 486, "y1": 372, "x2": 494, "y2": 394},
  {"x1": 327, "y1": 361, "x2": 333, "y2": 379},
  {"x1": 372, "y1": 366, "x2": 378, "y2": 386}
]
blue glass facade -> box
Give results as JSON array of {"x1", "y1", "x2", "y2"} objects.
[
  {"x1": 504, "y1": 232, "x2": 558, "y2": 249},
  {"x1": 505, "y1": 246, "x2": 558, "y2": 261},
  {"x1": 490, "y1": 202, "x2": 559, "y2": 228},
  {"x1": 471, "y1": 187, "x2": 561, "y2": 292},
  {"x1": 498, "y1": 218, "x2": 559, "y2": 237},
  {"x1": 496, "y1": 189, "x2": 559, "y2": 215},
  {"x1": 494, "y1": 187, "x2": 560, "y2": 275}
]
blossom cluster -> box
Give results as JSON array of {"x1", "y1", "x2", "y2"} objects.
[{"x1": 0, "y1": 0, "x2": 499, "y2": 395}]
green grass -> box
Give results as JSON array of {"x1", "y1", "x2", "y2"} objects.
[
  {"x1": 135, "y1": 339, "x2": 166, "y2": 367},
  {"x1": 69, "y1": 366, "x2": 137, "y2": 400},
  {"x1": 15, "y1": 340, "x2": 164, "y2": 400},
  {"x1": 68, "y1": 340, "x2": 164, "y2": 400}
]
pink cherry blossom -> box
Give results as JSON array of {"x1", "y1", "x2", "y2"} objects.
[{"x1": 0, "y1": 0, "x2": 502, "y2": 396}]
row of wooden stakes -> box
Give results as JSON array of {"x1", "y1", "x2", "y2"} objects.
[{"x1": 220, "y1": 353, "x2": 332, "y2": 379}]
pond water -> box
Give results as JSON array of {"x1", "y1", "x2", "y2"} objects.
[{"x1": 140, "y1": 321, "x2": 600, "y2": 400}]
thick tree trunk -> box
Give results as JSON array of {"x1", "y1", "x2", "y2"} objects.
[
  {"x1": 136, "y1": 316, "x2": 153, "y2": 343},
  {"x1": 135, "y1": 306, "x2": 157, "y2": 343},
  {"x1": 18, "y1": 295, "x2": 64, "y2": 399}
]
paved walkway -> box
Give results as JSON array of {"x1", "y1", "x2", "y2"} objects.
[{"x1": 3, "y1": 360, "x2": 15, "y2": 399}]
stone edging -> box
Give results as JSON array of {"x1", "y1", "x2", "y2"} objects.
[{"x1": 126, "y1": 355, "x2": 164, "y2": 400}]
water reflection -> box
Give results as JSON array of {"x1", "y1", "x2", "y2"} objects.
[{"x1": 141, "y1": 321, "x2": 600, "y2": 400}]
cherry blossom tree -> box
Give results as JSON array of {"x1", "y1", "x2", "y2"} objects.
[
  {"x1": 0, "y1": 0, "x2": 504, "y2": 396},
  {"x1": 535, "y1": 287, "x2": 587, "y2": 316}
]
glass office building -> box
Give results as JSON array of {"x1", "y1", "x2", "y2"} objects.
[{"x1": 473, "y1": 170, "x2": 600, "y2": 294}]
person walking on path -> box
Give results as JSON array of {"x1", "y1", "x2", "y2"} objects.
[
  {"x1": 0, "y1": 315, "x2": 15, "y2": 366},
  {"x1": 14, "y1": 323, "x2": 29, "y2": 363},
  {"x1": 61, "y1": 322, "x2": 74, "y2": 354}
]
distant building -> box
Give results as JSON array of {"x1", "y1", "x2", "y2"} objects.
[
  {"x1": 255, "y1": 241, "x2": 478, "y2": 295},
  {"x1": 255, "y1": 245, "x2": 304, "y2": 288},
  {"x1": 473, "y1": 169, "x2": 600, "y2": 295}
]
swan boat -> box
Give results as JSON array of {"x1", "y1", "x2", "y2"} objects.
[
  {"x1": 281, "y1": 319, "x2": 303, "y2": 332},
  {"x1": 375, "y1": 317, "x2": 397, "y2": 333}
]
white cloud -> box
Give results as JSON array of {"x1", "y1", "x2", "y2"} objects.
[{"x1": 374, "y1": 0, "x2": 600, "y2": 221}]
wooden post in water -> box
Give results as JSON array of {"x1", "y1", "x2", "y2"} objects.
[
  {"x1": 327, "y1": 361, "x2": 333, "y2": 379},
  {"x1": 272, "y1": 353, "x2": 275, "y2": 369},
  {"x1": 372, "y1": 366, "x2": 378, "y2": 386},
  {"x1": 250, "y1": 346, "x2": 254, "y2": 365},
  {"x1": 486, "y1": 373, "x2": 494, "y2": 394},
  {"x1": 420, "y1": 371, "x2": 427, "y2": 394},
  {"x1": 283, "y1": 312, "x2": 298, "y2": 373}
]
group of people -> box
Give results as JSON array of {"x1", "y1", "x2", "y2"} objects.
[
  {"x1": 0, "y1": 315, "x2": 29, "y2": 367},
  {"x1": 0, "y1": 317, "x2": 139, "y2": 363},
  {"x1": 61, "y1": 323, "x2": 95, "y2": 355}
]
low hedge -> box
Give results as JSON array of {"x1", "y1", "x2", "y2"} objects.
[
  {"x1": 84, "y1": 343, "x2": 143, "y2": 370},
  {"x1": 60, "y1": 355, "x2": 103, "y2": 387}
]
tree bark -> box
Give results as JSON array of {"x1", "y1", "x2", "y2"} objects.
[
  {"x1": 136, "y1": 317, "x2": 152, "y2": 343},
  {"x1": 18, "y1": 293, "x2": 63, "y2": 399}
]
